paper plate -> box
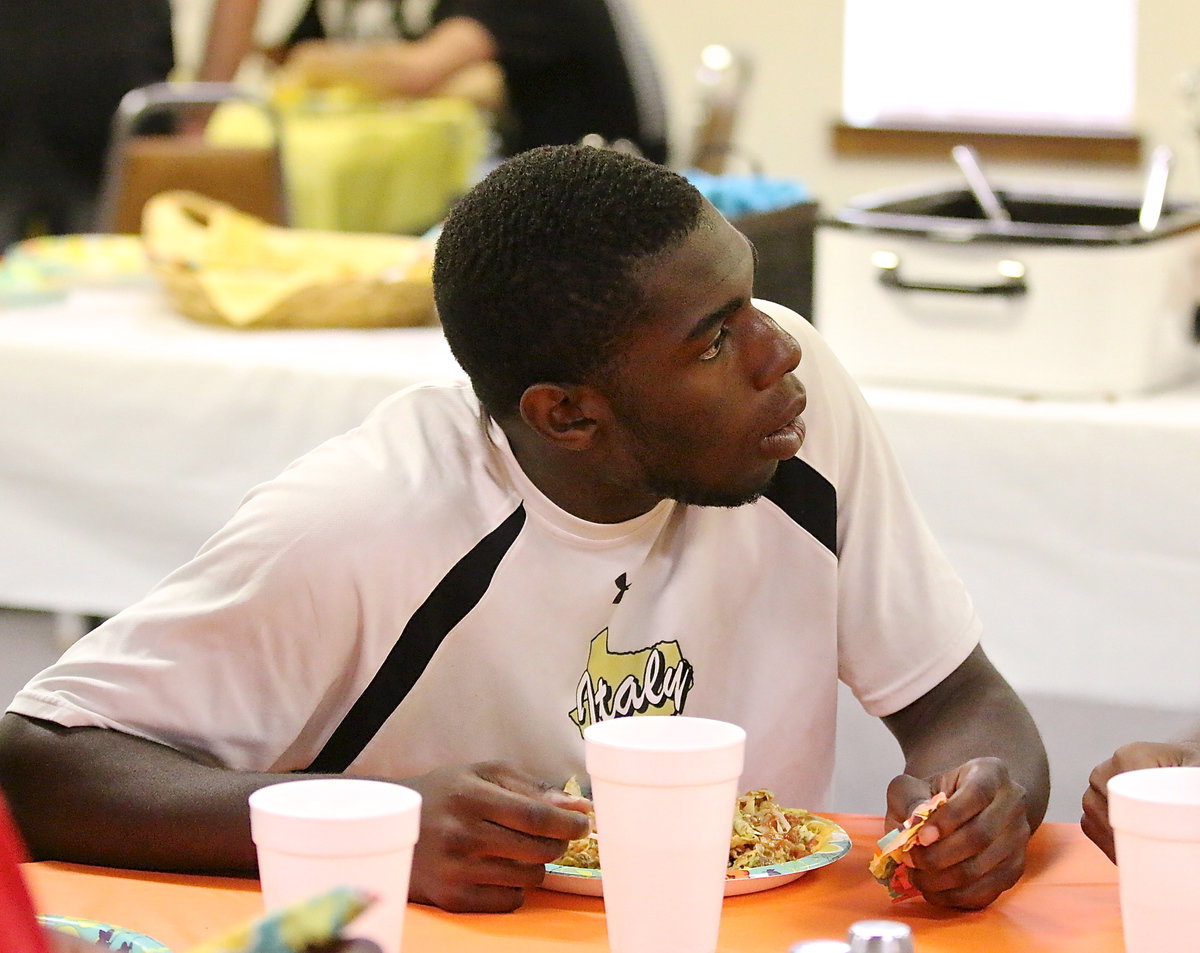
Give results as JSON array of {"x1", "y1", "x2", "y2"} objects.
[
  {"x1": 543, "y1": 817, "x2": 852, "y2": 898},
  {"x1": 37, "y1": 915, "x2": 171, "y2": 953}
]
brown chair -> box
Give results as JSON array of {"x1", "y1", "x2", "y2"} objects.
[{"x1": 94, "y1": 82, "x2": 289, "y2": 234}]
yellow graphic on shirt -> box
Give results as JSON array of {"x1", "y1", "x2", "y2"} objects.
[{"x1": 569, "y1": 628, "x2": 695, "y2": 735}]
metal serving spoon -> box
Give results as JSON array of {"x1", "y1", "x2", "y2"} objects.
[{"x1": 951, "y1": 144, "x2": 1011, "y2": 225}]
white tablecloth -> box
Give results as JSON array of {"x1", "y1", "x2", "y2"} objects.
[
  {"x1": 2, "y1": 288, "x2": 1198, "y2": 712},
  {"x1": 0, "y1": 287, "x2": 463, "y2": 616},
  {"x1": 863, "y1": 382, "x2": 1200, "y2": 712}
]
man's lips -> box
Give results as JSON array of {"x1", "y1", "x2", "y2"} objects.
[
  {"x1": 760, "y1": 410, "x2": 806, "y2": 460},
  {"x1": 759, "y1": 383, "x2": 807, "y2": 457}
]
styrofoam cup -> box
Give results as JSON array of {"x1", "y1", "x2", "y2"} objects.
[
  {"x1": 1108, "y1": 766, "x2": 1200, "y2": 953},
  {"x1": 584, "y1": 716, "x2": 746, "y2": 953},
  {"x1": 249, "y1": 778, "x2": 422, "y2": 953}
]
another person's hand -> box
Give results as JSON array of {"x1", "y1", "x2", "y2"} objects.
[
  {"x1": 401, "y1": 761, "x2": 591, "y2": 913},
  {"x1": 885, "y1": 756, "x2": 1031, "y2": 910},
  {"x1": 1081, "y1": 740, "x2": 1200, "y2": 863},
  {"x1": 280, "y1": 41, "x2": 401, "y2": 98}
]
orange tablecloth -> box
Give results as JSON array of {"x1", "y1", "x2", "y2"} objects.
[{"x1": 23, "y1": 815, "x2": 1121, "y2": 953}]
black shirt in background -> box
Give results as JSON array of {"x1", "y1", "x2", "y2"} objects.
[{"x1": 286, "y1": 0, "x2": 668, "y2": 163}]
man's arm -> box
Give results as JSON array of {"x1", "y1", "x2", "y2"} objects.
[
  {"x1": 880, "y1": 644, "x2": 1050, "y2": 909},
  {"x1": 0, "y1": 714, "x2": 265, "y2": 871},
  {"x1": 0, "y1": 713, "x2": 589, "y2": 913},
  {"x1": 1082, "y1": 737, "x2": 1200, "y2": 861}
]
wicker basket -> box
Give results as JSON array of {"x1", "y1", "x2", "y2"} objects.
[{"x1": 143, "y1": 191, "x2": 438, "y2": 330}]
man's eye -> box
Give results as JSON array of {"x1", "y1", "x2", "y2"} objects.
[{"x1": 699, "y1": 325, "x2": 729, "y2": 361}]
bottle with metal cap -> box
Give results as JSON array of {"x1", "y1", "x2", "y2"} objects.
[
  {"x1": 846, "y1": 919, "x2": 915, "y2": 953},
  {"x1": 788, "y1": 941, "x2": 851, "y2": 953}
]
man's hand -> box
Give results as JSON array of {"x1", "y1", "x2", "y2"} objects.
[
  {"x1": 401, "y1": 762, "x2": 591, "y2": 913},
  {"x1": 1081, "y1": 741, "x2": 1200, "y2": 862},
  {"x1": 885, "y1": 756, "x2": 1031, "y2": 910}
]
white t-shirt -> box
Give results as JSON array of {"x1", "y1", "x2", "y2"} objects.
[{"x1": 10, "y1": 303, "x2": 980, "y2": 809}]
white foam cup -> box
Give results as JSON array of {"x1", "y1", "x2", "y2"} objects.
[
  {"x1": 1108, "y1": 766, "x2": 1200, "y2": 953},
  {"x1": 249, "y1": 778, "x2": 422, "y2": 953},
  {"x1": 584, "y1": 716, "x2": 746, "y2": 953}
]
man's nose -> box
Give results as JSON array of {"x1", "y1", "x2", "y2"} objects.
[{"x1": 751, "y1": 314, "x2": 802, "y2": 389}]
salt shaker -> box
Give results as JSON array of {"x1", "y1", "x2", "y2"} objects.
[{"x1": 846, "y1": 919, "x2": 915, "y2": 953}]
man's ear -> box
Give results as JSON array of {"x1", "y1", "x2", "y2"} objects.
[{"x1": 518, "y1": 383, "x2": 606, "y2": 450}]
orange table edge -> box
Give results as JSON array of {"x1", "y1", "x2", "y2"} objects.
[{"x1": 24, "y1": 815, "x2": 1122, "y2": 953}]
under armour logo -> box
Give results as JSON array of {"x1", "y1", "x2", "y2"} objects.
[{"x1": 612, "y1": 572, "x2": 631, "y2": 604}]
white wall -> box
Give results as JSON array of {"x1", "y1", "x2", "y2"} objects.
[
  {"x1": 175, "y1": 0, "x2": 1200, "y2": 203},
  {"x1": 630, "y1": 0, "x2": 1200, "y2": 207}
]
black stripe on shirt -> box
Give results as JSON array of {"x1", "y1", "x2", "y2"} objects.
[
  {"x1": 305, "y1": 504, "x2": 527, "y2": 773},
  {"x1": 762, "y1": 457, "x2": 837, "y2": 555}
]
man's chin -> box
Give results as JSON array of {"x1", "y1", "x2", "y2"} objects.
[
  {"x1": 682, "y1": 488, "x2": 766, "y2": 509},
  {"x1": 658, "y1": 465, "x2": 777, "y2": 509}
]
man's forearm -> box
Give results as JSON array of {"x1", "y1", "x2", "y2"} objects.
[
  {"x1": 0, "y1": 713, "x2": 301, "y2": 872},
  {"x1": 883, "y1": 647, "x2": 1050, "y2": 830}
]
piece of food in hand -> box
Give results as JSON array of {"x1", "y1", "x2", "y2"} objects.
[
  {"x1": 552, "y1": 779, "x2": 834, "y2": 877},
  {"x1": 868, "y1": 792, "x2": 949, "y2": 902}
]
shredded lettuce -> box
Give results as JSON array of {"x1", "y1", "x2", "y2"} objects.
[{"x1": 552, "y1": 780, "x2": 833, "y2": 872}]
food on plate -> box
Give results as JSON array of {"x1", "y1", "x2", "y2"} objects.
[
  {"x1": 868, "y1": 791, "x2": 948, "y2": 901},
  {"x1": 728, "y1": 789, "x2": 836, "y2": 873},
  {"x1": 552, "y1": 778, "x2": 837, "y2": 877}
]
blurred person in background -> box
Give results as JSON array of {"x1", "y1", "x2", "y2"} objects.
[
  {"x1": 197, "y1": 0, "x2": 668, "y2": 162},
  {"x1": 1081, "y1": 734, "x2": 1200, "y2": 861},
  {"x1": 0, "y1": 0, "x2": 174, "y2": 249}
]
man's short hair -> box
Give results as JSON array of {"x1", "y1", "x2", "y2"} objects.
[{"x1": 434, "y1": 144, "x2": 706, "y2": 419}]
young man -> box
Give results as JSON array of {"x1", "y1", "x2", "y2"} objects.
[{"x1": 0, "y1": 145, "x2": 1047, "y2": 914}]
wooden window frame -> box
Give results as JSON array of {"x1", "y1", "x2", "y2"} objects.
[{"x1": 830, "y1": 122, "x2": 1143, "y2": 166}]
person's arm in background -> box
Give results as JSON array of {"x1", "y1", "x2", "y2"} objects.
[
  {"x1": 1082, "y1": 736, "x2": 1200, "y2": 862},
  {"x1": 172, "y1": 0, "x2": 264, "y2": 136},
  {"x1": 880, "y1": 644, "x2": 1050, "y2": 910},
  {"x1": 197, "y1": 0, "x2": 263, "y2": 83},
  {"x1": 280, "y1": 17, "x2": 497, "y2": 98},
  {"x1": 0, "y1": 713, "x2": 589, "y2": 913}
]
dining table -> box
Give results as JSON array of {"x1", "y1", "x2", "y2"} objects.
[{"x1": 23, "y1": 814, "x2": 1123, "y2": 953}]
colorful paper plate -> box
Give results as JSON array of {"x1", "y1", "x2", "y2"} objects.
[
  {"x1": 543, "y1": 817, "x2": 852, "y2": 898},
  {"x1": 37, "y1": 915, "x2": 171, "y2": 953}
]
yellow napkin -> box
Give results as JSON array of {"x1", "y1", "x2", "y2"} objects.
[{"x1": 189, "y1": 885, "x2": 371, "y2": 953}]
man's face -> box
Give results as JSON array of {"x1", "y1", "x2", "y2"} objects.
[{"x1": 600, "y1": 205, "x2": 807, "y2": 508}]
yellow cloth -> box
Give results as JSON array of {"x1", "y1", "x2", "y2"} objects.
[
  {"x1": 206, "y1": 91, "x2": 488, "y2": 235},
  {"x1": 143, "y1": 191, "x2": 436, "y2": 329}
]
